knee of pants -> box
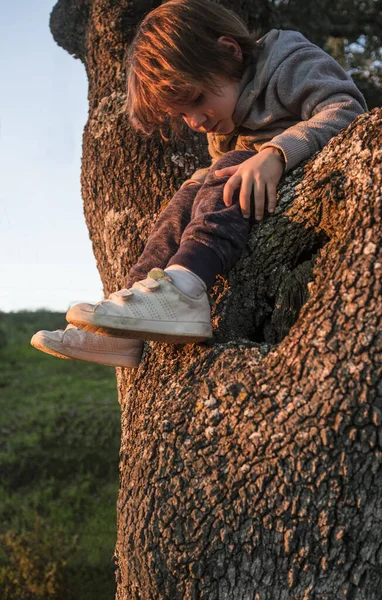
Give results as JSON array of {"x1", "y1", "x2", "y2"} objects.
[{"x1": 206, "y1": 150, "x2": 257, "y2": 182}]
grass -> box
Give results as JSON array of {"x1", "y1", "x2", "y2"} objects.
[{"x1": 0, "y1": 311, "x2": 120, "y2": 599}]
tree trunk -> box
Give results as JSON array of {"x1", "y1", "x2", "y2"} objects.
[{"x1": 50, "y1": 1, "x2": 382, "y2": 598}]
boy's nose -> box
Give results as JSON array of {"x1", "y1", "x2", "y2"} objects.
[{"x1": 185, "y1": 113, "x2": 207, "y2": 131}]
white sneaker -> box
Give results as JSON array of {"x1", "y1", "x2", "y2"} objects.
[
  {"x1": 66, "y1": 268, "x2": 213, "y2": 343},
  {"x1": 30, "y1": 324, "x2": 143, "y2": 368}
]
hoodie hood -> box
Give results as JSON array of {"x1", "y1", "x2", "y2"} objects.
[{"x1": 232, "y1": 29, "x2": 281, "y2": 127}]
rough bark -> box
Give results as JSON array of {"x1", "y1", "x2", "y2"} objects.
[{"x1": 50, "y1": 1, "x2": 382, "y2": 598}]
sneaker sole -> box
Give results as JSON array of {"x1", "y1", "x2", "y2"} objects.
[
  {"x1": 67, "y1": 312, "x2": 213, "y2": 344},
  {"x1": 30, "y1": 335, "x2": 140, "y2": 368}
]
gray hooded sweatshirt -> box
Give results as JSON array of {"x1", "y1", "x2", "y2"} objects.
[{"x1": 183, "y1": 29, "x2": 367, "y2": 186}]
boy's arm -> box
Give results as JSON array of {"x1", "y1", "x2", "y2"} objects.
[
  {"x1": 260, "y1": 42, "x2": 367, "y2": 172},
  {"x1": 216, "y1": 37, "x2": 366, "y2": 220}
]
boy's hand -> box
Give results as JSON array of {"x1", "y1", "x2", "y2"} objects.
[{"x1": 214, "y1": 148, "x2": 285, "y2": 220}]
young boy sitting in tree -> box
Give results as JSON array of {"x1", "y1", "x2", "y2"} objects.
[{"x1": 31, "y1": 0, "x2": 366, "y2": 367}]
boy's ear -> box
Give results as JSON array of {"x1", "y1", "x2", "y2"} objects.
[{"x1": 217, "y1": 36, "x2": 243, "y2": 61}]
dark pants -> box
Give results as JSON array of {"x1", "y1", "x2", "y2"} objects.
[{"x1": 127, "y1": 150, "x2": 256, "y2": 289}]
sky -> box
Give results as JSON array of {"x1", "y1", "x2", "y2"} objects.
[{"x1": 0, "y1": 0, "x2": 104, "y2": 313}]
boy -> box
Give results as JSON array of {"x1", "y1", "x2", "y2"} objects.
[{"x1": 31, "y1": 0, "x2": 366, "y2": 368}]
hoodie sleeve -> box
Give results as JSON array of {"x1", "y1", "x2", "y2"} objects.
[{"x1": 260, "y1": 41, "x2": 367, "y2": 172}]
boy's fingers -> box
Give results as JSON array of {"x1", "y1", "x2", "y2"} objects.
[
  {"x1": 215, "y1": 165, "x2": 239, "y2": 177},
  {"x1": 223, "y1": 174, "x2": 241, "y2": 206},
  {"x1": 239, "y1": 178, "x2": 253, "y2": 220},
  {"x1": 254, "y1": 181, "x2": 265, "y2": 221},
  {"x1": 267, "y1": 184, "x2": 278, "y2": 213}
]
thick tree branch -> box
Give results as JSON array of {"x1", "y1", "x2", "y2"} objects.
[{"x1": 50, "y1": 0, "x2": 382, "y2": 595}]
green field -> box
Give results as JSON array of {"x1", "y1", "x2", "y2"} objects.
[{"x1": 0, "y1": 311, "x2": 120, "y2": 599}]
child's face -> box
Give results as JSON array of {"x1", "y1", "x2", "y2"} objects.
[{"x1": 168, "y1": 76, "x2": 240, "y2": 135}]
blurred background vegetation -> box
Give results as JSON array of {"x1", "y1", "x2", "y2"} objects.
[
  {"x1": 0, "y1": 311, "x2": 120, "y2": 599},
  {"x1": 241, "y1": 0, "x2": 382, "y2": 108}
]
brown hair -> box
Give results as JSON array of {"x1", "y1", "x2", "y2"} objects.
[{"x1": 126, "y1": 0, "x2": 260, "y2": 138}]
